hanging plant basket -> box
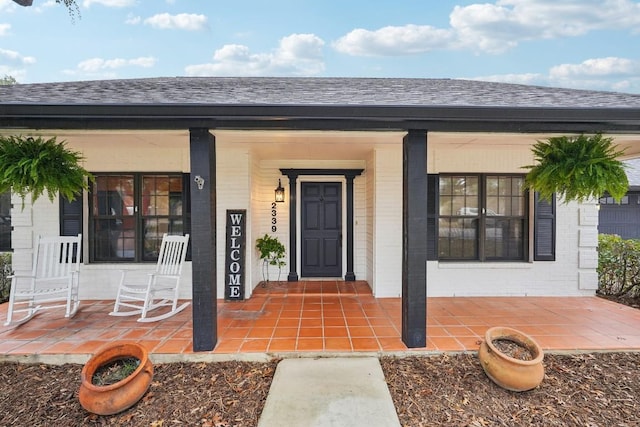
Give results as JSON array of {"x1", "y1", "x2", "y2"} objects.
[
  {"x1": 0, "y1": 135, "x2": 93, "y2": 206},
  {"x1": 523, "y1": 134, "x2": 627, "y2": 203}
]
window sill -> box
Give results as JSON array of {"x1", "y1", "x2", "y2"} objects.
[{"x1": 434, "y1": 261, "x2": 533, "y2": 269}]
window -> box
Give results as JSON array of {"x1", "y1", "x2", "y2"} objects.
[
  {"x1": 598, "y1": 195, "x2": 629, "y2": 205},
  {"x1": 0, "y1": 191, "x2": 11, "y2": 251},
  {"x1": 89, "y1": 173, "x2": 190, "y2": 262},
  {"x1": 438, "y1": 174, "x2": 527, "y2": 261}
]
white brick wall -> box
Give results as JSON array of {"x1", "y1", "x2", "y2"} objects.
[{"x1": 8, "y1": 130, "x2": 599, "y2": 300}]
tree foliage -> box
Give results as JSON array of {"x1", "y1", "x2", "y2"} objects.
[
  {"x1": 0, "y1": 75, "x2": 17, "y2": 85},
  {"x1": 523, "y1": 134, "x2": 627, "y2": 203},
  {"x1": 12, "y1": 0, "x2": 80, "y2": 19},
  {"x1": 0, "y1": 135, "x2": 93, "y2": 206}
]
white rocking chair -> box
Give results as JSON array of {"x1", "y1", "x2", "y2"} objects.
[
  {"x1": 4, "y1": 234, "x2": 82, "y2": 327},
  {"x1": 110, "y1": 233, "x2": 190, "y2": 322}
]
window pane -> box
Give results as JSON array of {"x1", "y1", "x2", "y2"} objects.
[
  {"x1": 484, "y1": 218, "x2": 524, "y2": 260},
  {"x1": 91, "y1": 175, "x2": 135, "y2": 260},
  {"x1": 438, "y1": 218, "x2": 477, "y2": 259},
  {"x1": 142, "y1": 175, "x2": 184, "y2": 261},
  {"x1": 483, "y1": 176, "x2": 526, "y2": 260}
]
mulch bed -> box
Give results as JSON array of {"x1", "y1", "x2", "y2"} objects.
[
  {"x1": 1, "y1": 353, "x2": 639, "y2": 426},
  {"x1": 381, "y1": 352, "x2": 640, "y2": 426},
  {"x1": 0, "y1": 360, "x2": 278, "y2": 426}
]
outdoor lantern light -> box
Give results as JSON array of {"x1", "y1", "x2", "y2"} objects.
[{"x1": 275, "y1": 179, "x2": 285, "y2": 202}]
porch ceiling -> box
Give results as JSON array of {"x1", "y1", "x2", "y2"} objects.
[{"x1": 11, "y1": 129, "x2": 640, "y2": 160}]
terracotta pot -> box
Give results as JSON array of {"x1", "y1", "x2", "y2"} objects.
[
  {"x1": 478, "y1": 326, "x2": 544, "y2": 392},
  {"x1": 78, "y1": 342, "x2": 154, "y2": 415}
]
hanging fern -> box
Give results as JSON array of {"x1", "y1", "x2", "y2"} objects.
[
  {"x1": 523, "y1": 134, "x2": 628, "y2": 203},
  {"x1": 0, "y1": 135, "x2": 93, "y2": 206}
]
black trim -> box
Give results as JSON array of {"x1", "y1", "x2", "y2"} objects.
[
  {"x1": 2, "y1": 104, "x2": 640, "y2": 133},
  {"x1": 534, "y1": 193, "x2": 556, "y2": 261}
]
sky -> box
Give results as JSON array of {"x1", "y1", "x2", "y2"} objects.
[{"x1": 0, "y1": 0, "x2": 639, "y2": 94}]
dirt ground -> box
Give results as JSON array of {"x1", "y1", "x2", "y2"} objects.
[{"x1": 0, "y1": 295, "x2": 639, "y2": 427}]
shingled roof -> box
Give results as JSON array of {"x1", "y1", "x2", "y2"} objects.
[
  {"x1": 1, "y1": 77, "x2": 640, "y2": 132},
  {"x1": 2, "y1": 77, "x2": 640, "y2": 108}
]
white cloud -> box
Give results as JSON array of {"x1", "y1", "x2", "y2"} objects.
[
  {"x1": 125, "y1": 14, "x2": 141, "y2": 25},
  {"x1": 185, "y1": 33, "x2": 325, "y2": 77},
  {"x1": 473, "y1": 56, "x2": 640, "y2": 93},
  {"x1": 333, "y1": 24, "x2": 455, "y2": 56},
  {"x1": 334, "y1": 0, "x2": 640, "y2": 56},
  {"x1": 472, "y1": 73, "x2": 545, "y2": 86},
  {"x1": 77, "y1": 56, "x2": 156, "y2": 72},
  {"x1": 0, "y1": 23, "x2": 10, "y2": 36},
  {"x1": 0, "y1": 0, "x2": 17, "y2": 13},
  {"x1": 144, "y1": 13, "x2": 207, "y2": 31},
  {"x1": 0, "y1": 48, "x2": 36, "y2": 65},
  {"x1": 82, "y1": 0, "x2": 136, "y2": 7},
  {"x1": 550, "y1": 57, "x2": 639, "y2": 78},
  {"x1": 0, "y1": 65, "x2": 26, "y2": 82}
]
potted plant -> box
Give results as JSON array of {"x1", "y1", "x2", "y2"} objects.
[
  {"x1": 0, "y1": 135, "x2": 93, "y2": 207},
  {"x1": 523, "y1": 133, "x2": 627, "y2": 203},
  {"x1": 478, "y1": 326, "x2": 545, "y2": 392},
  {"x1": 256, "y1": 234, "x2": 286, "y2": 283},
  {"x1": 78, "y1": 342, "x2": 153, "y2": 415}
]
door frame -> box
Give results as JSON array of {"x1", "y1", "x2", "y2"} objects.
[{"x1": 279, "y1": 168, "x2": 364, "y2": 281}]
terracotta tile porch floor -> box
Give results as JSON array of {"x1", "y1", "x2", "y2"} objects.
[{"x1": 1, "y1": 280, "x2": 640, "y2": 360}]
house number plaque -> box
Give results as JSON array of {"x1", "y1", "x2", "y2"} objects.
[{"x1": 271, "y1": 202, "x2": 277, "y2": 232}]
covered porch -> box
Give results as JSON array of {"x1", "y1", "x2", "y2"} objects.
[{"x1": 1, "y1": 281, "x2": 640, "y2": 360}]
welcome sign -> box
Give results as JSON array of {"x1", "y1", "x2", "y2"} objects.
[{"x1": 225, "y1": 210, "x2": 246, "y2": 300}]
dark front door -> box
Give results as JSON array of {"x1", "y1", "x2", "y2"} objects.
[{"x1": 301, "y1": 182, "x2": 342, "y2": 277}]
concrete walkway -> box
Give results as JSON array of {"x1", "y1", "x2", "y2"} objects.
[{"x1": 258, "y1": 357, "x2": 400, "y2": 427}]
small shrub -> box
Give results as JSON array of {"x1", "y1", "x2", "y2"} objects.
[
  {"x1": 598, "y1": 234, "x2": 640, "y2": 298},
  {"x1": 0, "y1": 252, "x2": 11, "y2": 304}
]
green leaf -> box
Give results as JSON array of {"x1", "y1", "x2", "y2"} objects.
[
  {"x1": 523, "y1": 134, "x2": 627, "y2": 203},
  {"x1": 0, "y1": 135, "x2": 94, "y2": 208}
]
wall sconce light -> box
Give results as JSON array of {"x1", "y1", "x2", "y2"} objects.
[{"x1": 274, "y1": 179, "x2": 285, "y2": 202}]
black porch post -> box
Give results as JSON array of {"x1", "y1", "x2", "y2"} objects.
[
  {"x1": 402, "y1": 130, "x2": 427, "y2": 348},
  {"x1": 344, "y1": 173, "x2": 357, "y2": 281},
  {"x1": 286, "y1": 173, "x2": 299, "y2": 281},
  {"x1": 189, "y1": 128, "x2": 217, "y2": 352}
]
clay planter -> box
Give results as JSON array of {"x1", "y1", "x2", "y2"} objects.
[
  {"x1": 78, "y1": 342, "x2": 153, "y2": 415},
  {"x1": 478, "y1": 326, "x2": 544, "y2": 392}
]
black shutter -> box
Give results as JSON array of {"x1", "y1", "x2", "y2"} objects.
[
  {"x1": 426, "y1": 174, "x2": 439, "y2": 260},
  {"x1": 60, "y1": 196, "x2": 83, "y2": 237},
  {"x1": 534, "y1": 192, "x2": 555, "y2": 261},
  {"x1": 60, "y1": 195, "x2": 83, "y2": 262}
]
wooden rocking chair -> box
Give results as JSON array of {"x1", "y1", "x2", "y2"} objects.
[
  {"x1": 4, "y1": 234, "x2": 82, "y2": 326},
  {"x1": 110, "y1": 233, "x2": 190, "y2": 322}
]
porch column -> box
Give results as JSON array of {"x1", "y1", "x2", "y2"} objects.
[
  {"x1": 286, "y1": 172, "x2": 299, "y2": 281},
  {"x1": 402, "y1": 130, "x2": 427, "y2": 348},
  {"x1": 189, "y1": 128, "x2": 217, "y2": 352},
  {"x1": 344, "y1": 173, "x2": 357, "y2": 281}
]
